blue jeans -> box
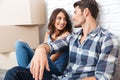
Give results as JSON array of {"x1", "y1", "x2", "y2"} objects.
[
  {"x1": 4, "y1": 56, "x2": 62, "y2": 80},
  {"x1": 11, "y1": 41, "x2": 68, "y2": 78},
  {"x1": 4, "y1": 56, "x2": 61, "y2": 80},
  {"x1": 15, "y1": 41, "x2": 34, "y2": 68},
  {"x1": 4, "y1": 66, "x2": 34, "y2": 80},
  {"x1": 4, "y1": 66, "x2": 55, "y2": 80}
]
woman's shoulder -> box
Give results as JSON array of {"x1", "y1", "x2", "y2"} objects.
[
  {"x1": 46, "y1": 31, "x2": 50, "y2": 35},
  {"x1": 45, "y1": 31, "x2": 50, "y2": 37},
  {"x1": 44, "y1": 31, "x2": 51, "y2": 43}
]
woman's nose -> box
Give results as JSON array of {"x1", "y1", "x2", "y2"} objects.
[{"x1": 60, "y1": 19, "x2": 65, "y2": 24}]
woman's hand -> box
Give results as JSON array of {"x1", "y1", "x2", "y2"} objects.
[{"x1": 57, "y1": 31, "x2": 70, "y2": 40}]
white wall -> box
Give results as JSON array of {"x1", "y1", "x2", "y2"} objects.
[
  {"x1": 45, "y1": 0, "x2": 120, "y2": 36},
  {"x1": 97, "y1": 0, "x2": 120, "y2": 35}
]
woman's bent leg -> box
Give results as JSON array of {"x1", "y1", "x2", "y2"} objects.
[
  {"x1": 54, "y1": 51, "x2": 69, "y2": 74},
  {"x1": 48, "y1": 56, "x2": 60, "y2": 75},
  {"x1": 15, "y1": 41, "x2": 34, "y2": 68}
]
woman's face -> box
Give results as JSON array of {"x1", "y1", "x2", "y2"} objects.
[{"x1": 54, "y1": 12, "x2": 67, "y2": 31}]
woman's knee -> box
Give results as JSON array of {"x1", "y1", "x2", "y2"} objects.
[{"x1": 15, "y1": 40, "x2": 26, "y2": 48}]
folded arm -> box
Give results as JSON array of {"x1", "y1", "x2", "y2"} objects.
[{"x1": 95, "y1": 37, "x2": 119, "y2": 80}]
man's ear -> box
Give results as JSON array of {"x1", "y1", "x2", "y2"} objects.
[{"x1": 83, "y1": 8, "x2": 89, "y2": 17}]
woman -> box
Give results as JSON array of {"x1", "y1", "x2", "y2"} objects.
[{"x1": 15, "y1": 8, "x2": 72, "y2": 77}]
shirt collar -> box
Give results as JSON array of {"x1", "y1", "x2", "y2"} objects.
[
  {"x1": 74, "y1": 25, "x2": 101, "y2": 37},
  {"x1": 88, "y1": 25, "x2": 100, "y2": 37}
]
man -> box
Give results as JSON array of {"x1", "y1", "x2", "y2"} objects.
[{"x1": 4, "y1": 0, "x2": 118, "y2": 80}]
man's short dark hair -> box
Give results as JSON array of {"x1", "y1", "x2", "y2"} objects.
[{"x1": 74, "y1": 0, "x2": 99, "y2": 20}]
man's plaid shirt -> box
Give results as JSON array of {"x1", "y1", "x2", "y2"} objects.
[{"x1": 48, "y1": 26, "x2": 119, "y2": 80}]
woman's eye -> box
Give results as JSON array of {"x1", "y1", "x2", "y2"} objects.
[{"x1": 56, "y1": 17, "x2": 61, "y2": 20}]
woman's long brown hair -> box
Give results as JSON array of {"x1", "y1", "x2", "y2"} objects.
[{"x1": 48, "y1": 8, "x2": 72, "y2": 36}]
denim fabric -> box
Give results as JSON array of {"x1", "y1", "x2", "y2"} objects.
[
  {"x1": 4, "y1": 56, "x2": 62, "y2": 80},
  {"x1": 15, "y1": 41, "x2": 34, "y2": 68},
  {"x1": 4, "y1": 66, "x2": 54, "y2": 80},
  {"x1": 4, "y1": 67, "x2": 34, "y2": 80},
  {"x1": 7, "y1": 41, "x2": 69, "y2": 80},
  {"x1": 15, "y1": 41, "x2": 68, "y2": 74},
  {"x1": 4, "y1": 56, "x2": 58, "y2": 80}
]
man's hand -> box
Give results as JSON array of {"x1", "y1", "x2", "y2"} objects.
[
  {"x1": 30, "y1": 47, "x2": 50, "y2": 80},
  {"x1": 82, "y1": 77, "x2": 96, "y2": 80}
]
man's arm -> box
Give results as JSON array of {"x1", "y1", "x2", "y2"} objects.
[
  {"x1": 81, "y1": 37, "x2": 118, "y2": 80},
  {"x1": 30, "y1": 44, "x2": 50, "y2": 80},
  {"x1": 30, "y1": 36, "x2": 69, "y2": 80},
  {"x1": 95, "y1": 37, "x2": 119, "y2": 80}
]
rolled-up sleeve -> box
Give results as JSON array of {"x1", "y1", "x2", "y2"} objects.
[
  {"x1": 47, "y1": 37, "x2": 69, "y2": 55},
  {"x1": 95, "y1": 37, "x2": 119, "y2": 80}
]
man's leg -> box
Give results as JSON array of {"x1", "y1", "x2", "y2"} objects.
[
  {"x1": 4, "y1": 56, "x2": 61, "y2": 80},
  {"x1": 4, "y1": 66, "x2": 54, "y2": 80},
  {"x1": 4, "y1": 66, "x2": 34, "y2": 80},
  {"x1": 4, "y1": 58, "x2": 57, "y2": 80}
]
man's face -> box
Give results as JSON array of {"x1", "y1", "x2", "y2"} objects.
[{"x1": 72, "y1": 6, "x2": 85, "y2": 28}]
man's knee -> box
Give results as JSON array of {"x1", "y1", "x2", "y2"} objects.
[{"x1": 4, "y1": 67, "x2": 19, "y2": 80}]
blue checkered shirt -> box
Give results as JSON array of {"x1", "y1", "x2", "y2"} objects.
[{"x1": 48, "y1": 26, "x2": 119, "y2": 80}]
